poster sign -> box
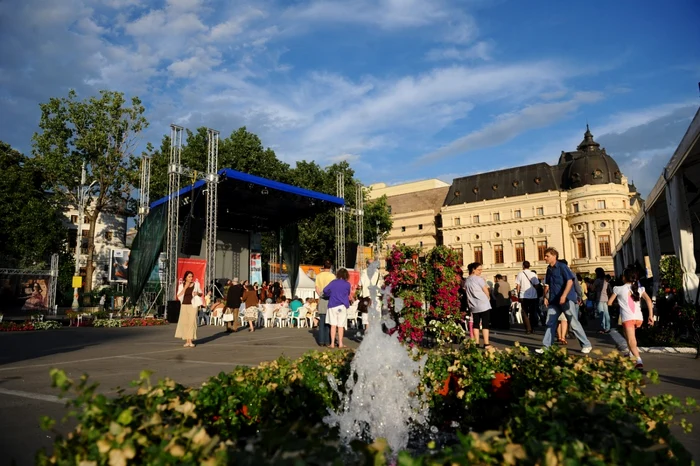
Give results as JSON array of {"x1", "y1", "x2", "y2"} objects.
[
  {"x1": 175, "y1": 258, "x2": 206, "y2": 298},
  {"x1": 109, "y1": 248, "x2": 130, "y2": 282},
  {"x1": 72, "y1": 276, "x2": 83, "y2": 288},
  {"x1": 250, "y1": 253, "x2": 262, "y2": 285},
  {"x1": 0, "y1": 276, "x2": 50, "y2": 314},
  {"x1": 348, "y1": 270, "x2": 360, "y2": 299}
]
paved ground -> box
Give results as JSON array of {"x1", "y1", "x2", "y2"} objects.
[{"x1": 0, "y1": 323, "x2": 698, "y2": 465}]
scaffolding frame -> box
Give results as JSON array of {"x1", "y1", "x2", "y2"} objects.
[
  {"x1": 137, "y1": 156, "x2": 151, "y2": 228},
  {"x1": 204, "y1": 129, "x2": 220, "y2": 296},
  {"x1": 165, "y1": 125, "x2": 183, "y2": 314},
  {"x1": 335, "y1": 172, "x2": 345, "y2": 269},
  {"x1": 355, "y1": 183, "x2": 364, "y2": 270}
]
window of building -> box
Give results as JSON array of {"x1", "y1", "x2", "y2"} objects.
[
  {"x1": 419, "y1": 241, "x2": 423, "y2": 247},
  {"x1": 105, "y1": 230, "x2": 113, "y2": 241},
  {"x1": 401, "y1": 226, "x2": 406, "y2": 232},
  {"x1": 537, "y1": 241, "x2": 547, "y2": 261},
  {"x1": 576, "y1": 237, "x2": 586, "y2": 258},
  {"x1": 515, "y1": 243, "x2": 525, "y2": 262},
  {"x1": 474, "y1": 246, "x2": 483, "y2": 264},
  {"x1": 599, "y1": 235, "x2": 612, "y2": 256},
  {"x1": 454, "y1": 217, "x2": 461, "y2": 226},
  {"x1": 573, "y1": 203, "x2": 579, "y2": 213},
  {"x1": 473, "y1": 215, "x2": 480, "y2": 224},
  {"x1": 597, "y1": 200, "x2": 606, "y2": 209},
  {"x1": 536, "y1": 207, "x2": 544, "y2": 216},
  {"x1": 70, "y1": 215, "x2": 78, "y2": 223},
  {"x1": 388, "y1": 206, "x2": 392, "y2": 214},
  {"x1": 68, "y1": 230, "x2": 77, "y2": 248},
  {"x1": 514, "y1": 209, "x2": 521, "y2": 218},
  {"x1": 82, "y1": 229, "x2": 89, "y2": 238},
  {"x1": 418, "y1": 224, "x2": 423, "y2": 230},
  {"x1": 493, "y1": 212, "x2": 500, "y2": 221},
  {"x1": 452, "y1": 247, "x2": 464, "y2": 266},
  {"x1": 494, "y1": 244, "x2": 504, "y2": 264},
  {"x1": 84, "y1": 216, "x2": 89, "y2": 224}
]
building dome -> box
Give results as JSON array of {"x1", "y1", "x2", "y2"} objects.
[{"x1": 560, "y1": 126, "x2": 623, "y2": 189}]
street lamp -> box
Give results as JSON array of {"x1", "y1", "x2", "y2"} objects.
[{"x1": 72, "y1": 163, "x2": 97, "y2": 309}]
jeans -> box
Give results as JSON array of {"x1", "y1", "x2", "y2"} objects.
[
  {"x1": 316, "y1": 313, "x2": 330, "y2": 346},
  {"x1": 198, "y1": 309, "x2": 210, "y2": 326},
  {"x1": 597, "y1": 302, "x2": 610, "y2": 331},
  {"x1": 542, "y1": 299, "x2": 592, "y2": 348}
]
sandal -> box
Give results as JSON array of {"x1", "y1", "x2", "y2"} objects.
[
  {"x1": 557, "y1": 339, "x2": 568, "y2": 345},
  {"x1": 483, "y1": 344, "x2": 494, "y2": 350}
]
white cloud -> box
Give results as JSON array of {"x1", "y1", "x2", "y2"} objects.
[
  {"x1": 425, "y1": 41, "x2": 494, "y2": 61},
  {"x1": 597, "y1": 101, "x2": 697, "y2": 136},
  {"x1": 420, "y1": 91, "x2": 604, "y2": 162}
]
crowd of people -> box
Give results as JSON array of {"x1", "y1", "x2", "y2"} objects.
[{"x1": 172, "y1": 247, "x2": 653, "y2": 369}]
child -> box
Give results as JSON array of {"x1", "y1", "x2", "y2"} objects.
[{"x1": 608, "y1": 268, "x2": 654, "y2": 370}]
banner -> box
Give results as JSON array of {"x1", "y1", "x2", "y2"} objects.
[
  {"x1": 0, "y1": 276, "x2": 50, "y2": 314},
  {"x1": 348, "y1": 270, "x2": 360, "y2": 299},
  {"x1": 176, "y1": 258, "x2": 206, "y2": 298},
  {"x1": 250, "y1": 253, "x2": 262, "y2": 285},
  {"x1": 109, "y1": 248, "x2": 130, "y2": 282}
]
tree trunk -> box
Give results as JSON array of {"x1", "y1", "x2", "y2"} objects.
[{"x1": 85, "y1": 212, "x2": 98, "y2": 293}]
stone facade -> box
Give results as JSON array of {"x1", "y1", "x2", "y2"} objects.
[
  {"x1": 383, "y1": 186, "x2": 450, "y2": 251},
  {"x1": 440, "y1": 127, "x2": 641, "y2": 281}
]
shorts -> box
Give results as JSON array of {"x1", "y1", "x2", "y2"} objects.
[
  {"x1": 558, "y1": 312, "x2": 567, "y2": 322},
  {"x1": 326, "y1": 305, "x2": 348, "y2": 328},
  {"x1": 472, "y1": 310, "x2": 491, "y2": 329},
  {"x1": 622, "y1": 319, "x2": 643, "y2": 329}
]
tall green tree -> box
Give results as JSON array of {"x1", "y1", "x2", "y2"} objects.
[
  {"x1": 32, "y1": 90, "x2": 148, "y2": 292},
  {"x1": 0, "y1": 141, "x2": 67, "y2": 268}
]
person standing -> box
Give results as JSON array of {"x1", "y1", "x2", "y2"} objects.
[
  {"x1": 464, "y1": 262, "x2": 492, "y2": 349},
  {"x1": 323, "y1": 268, "x2": 352, "y2": 349},
  {"x1": 225, "y1": 277, "x2": 243, "y2": 333},
  {"x1": 536, "y1": 248, "x2": 592, "y2": 354},
  {"x1": 315, "y1": 260, "x2": 335, "y2": 346},
  {"x1": 242, "y1": 283, "x2": 260, "y2": 332},
  {"x1": 593, "y1": 268, "x2": 611, "y2": 333},
  {"x1": 493, "y1": 274, "x2": 512, "y2": 329},
  {"x1": 175, "y1": 271, "x2": 201, "y2": 348},
  {"x1": 515, "y1": 261, "x2": 540, "y2": 333}
]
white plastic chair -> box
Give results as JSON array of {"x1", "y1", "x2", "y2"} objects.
[
  {"x1": 262, "y1": 304, "x2": 276, "y2": 327},
  {"x1": 274, "y1": 307, "x2": 290, "y2": 327},
  {"x1": 346, "y1": 302, "x2": 359, "y2": 328},
  {"x1": 210, "y1": 307, "x2": 223, "y2": 326},
  {"x1": 292, "y1": 308, "x2": 308, "y2": 328}
]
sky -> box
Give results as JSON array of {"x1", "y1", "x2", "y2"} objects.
[{"x1": 0, "y1": 0, "x2": 699, "y2": 199}]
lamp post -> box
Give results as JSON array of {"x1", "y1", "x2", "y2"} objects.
[{"x1": 72, "y1": 163, "x2": 97, "y2": 309}]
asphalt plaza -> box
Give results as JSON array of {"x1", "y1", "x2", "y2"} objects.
[{"x1": 0, "y1": 323, "x2": 698, "y2": 465}]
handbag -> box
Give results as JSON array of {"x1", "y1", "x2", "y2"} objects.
[
  {"x1": 222, "y1": 308, "x2": 234, "y2": 322},
  {"x1": 191, "y1": 294, "x2": 203, "y2": 308}
]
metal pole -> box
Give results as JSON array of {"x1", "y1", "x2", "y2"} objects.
[{"x1": 72, "y1": 161, "x2": 87, "y2": 309}]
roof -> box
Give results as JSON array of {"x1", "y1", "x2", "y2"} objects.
[
  {"x1": 149, "y1": 168, "x2": 344, "y2": 232},
  {"x1": 387, "y1": 186, "x2": 449, "y2": 215},
  {"x1": 444, "y1": 163, "x2": 559, "y2": 206}
]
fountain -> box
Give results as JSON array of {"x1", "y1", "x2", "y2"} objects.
[{"x1": 324, "y1": 280, "x2": 428, "y2": 454}]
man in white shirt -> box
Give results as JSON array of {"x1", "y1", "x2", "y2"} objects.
[{"x1": 515, "y1": 261, "x2": 540, "y2": 334}]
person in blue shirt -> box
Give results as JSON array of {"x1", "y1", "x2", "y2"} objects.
[
  {"x1": 536, "y1": 247, "x2": 592, "y2": 354},
  {"x1": 290, "y1": 297, "x2": 304, "y2": 319},
  {"x1": 323, "y1": 268, "x2": 352, "y2": 349}
]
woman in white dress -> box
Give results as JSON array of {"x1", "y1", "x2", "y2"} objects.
[{"x1": 175, "y1": 271, "x2": 201, "y2": 347}]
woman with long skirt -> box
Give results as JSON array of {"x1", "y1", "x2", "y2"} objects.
[{"x1": 175, "y1": 271, "x2": 200, "y2": 347}]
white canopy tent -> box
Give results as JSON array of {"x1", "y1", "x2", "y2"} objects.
[{"x1": 283, "y1": 267, "x2": 318, "y2": 300}]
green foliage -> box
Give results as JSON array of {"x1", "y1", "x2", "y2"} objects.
[
  {"x1": 0, "y1": 141, "x2": 67, "y2": 268},
  {"x1": 37, "y1": 344, "x2": 698, "y2": 465},
  {"x1": 659, "y1": 256, "x2": 683, "y2": 299},
  {"x1": 32, "y1": 89, "x2": 148, "y2": 291}
]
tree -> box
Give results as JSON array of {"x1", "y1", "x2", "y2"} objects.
[
  {"x1": 0, "y1": 141, "x2": 67, "y2": 268},
  {"x1": 364, "y1": 194, "x2": 393, "y2": 248},
  {"x1": 32, "y1": 90, "x2": 148, "y2": 292}
]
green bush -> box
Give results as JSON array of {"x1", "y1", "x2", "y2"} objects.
[{"x1": 37, "y1": 344, "x2": 697, "y2": 465}]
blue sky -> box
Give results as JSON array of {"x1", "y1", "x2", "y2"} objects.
[{"x1": 0, "y1": 0, "x2": 698, "y2": 198}]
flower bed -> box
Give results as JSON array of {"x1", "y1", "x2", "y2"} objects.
[
  {"x1": 93, "y1": 318, "x2": 169, "y2": 328},
  {"x1": 38, "y1": 344, "x2": 697, "y2": 465},
  {"x1": 0, "y1": 320, "x2": 62, "y2": 332}
]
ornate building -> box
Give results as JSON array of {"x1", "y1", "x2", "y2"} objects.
[
  {"x1": 367, "y1": 179, "x2": 449, "y2": 251},
  {"x1": 440, "y1": 127, "x2": 641, "y2": 280}
]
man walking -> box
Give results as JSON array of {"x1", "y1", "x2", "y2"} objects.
[
  {"x1": 315, "y1": 260, "x2": 335, "y2": 346},
  {"x1": 225, "y1": 277, "x2": 243, "y2": 333},
  {"x1": 536, "y1": 248, "x2": 592, "y2": 354},
  {"x1": 515, "y1": 261, "x2": 540, "y2": 333}
]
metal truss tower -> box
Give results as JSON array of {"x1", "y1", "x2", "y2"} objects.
[
  {"x1": 335, "y1": 172, "x2": 346, "y2": 269},
  {"x1": 165, "y1": 124, "x2": 183, "y2": 311},
  {"x1": 204, "y1": 128, "x2": 220, "y2": 296},
  {"x1": 355, "y1": 183, "x2": 364, "y2": 269},
  {"x1": 138, "y1": 155, "x2": 151, "y2": 228}
]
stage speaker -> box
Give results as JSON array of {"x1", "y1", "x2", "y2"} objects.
[
  {"x1": 180, "y1": 216, "x2": 205, "y2": 256},
  {"x1": 345, "y1": 242, "x2": 358, "y2": 269},
  {"x1": 166, "y1": 300, "x2": 181, "y2": 323}
]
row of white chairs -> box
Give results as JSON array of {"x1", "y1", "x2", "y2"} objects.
[{"x1": 205, "y1": 302, "x2": 362, "y2": 329}]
